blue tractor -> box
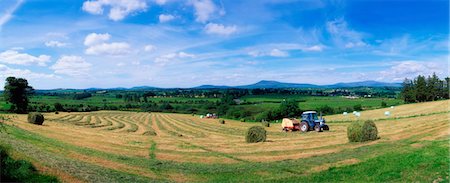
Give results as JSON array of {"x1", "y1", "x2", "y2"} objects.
[{"x1": 300, "y1": 111, "x2": 329, "y2": 132}]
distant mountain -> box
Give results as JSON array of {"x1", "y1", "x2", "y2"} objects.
[
  {"x1": 194, "y1": 85, "x2": 231, "y2": 89},
  {"x1": 33, "y1": 80, "x2": 402, "y2": 91},
  {"x1": 193, "y1": 80, "x2": 401, "y2": 89},
  {"x1": 326, "y1": 80, "x2": 402, "y2": 88},
  {"x1": 236, "y1": 80, "x2": 320, "y2": 89},
  {"x1": 129, "y1": 86, "x2": 160, "y2": 90}
]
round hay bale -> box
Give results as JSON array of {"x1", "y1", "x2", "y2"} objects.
[
  {"x1": 262, "y1": 121, "x2": 270, "y2": 127},
  {"x1": 246, "y1": 126, "x2": 266, "y2": 143},
  {"x1": 219, "y1": 119, "x2": 225, "y2": 124},
  {"x1": 143, "y1": 131, "x2": 157, "y2": 136},
  {"x1": 347, "y1": 120, "x2": 378, "y2": 142},
  {"x1": 362, "y1": 120, "x2": 378, "y2": 141},
  {"x1": 27, "y1": 112, "x2": 44, "y2": 125}
]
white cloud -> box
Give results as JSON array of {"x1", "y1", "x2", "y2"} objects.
[
  {"x1": 248, "y1": 49, "x2": 289, "y2": 58},
  {"x1": 0, "y1": 50, "x2": 51, "y2": 66},
  {"x1": 50, "y1": 56, "x2": 92, "y2": 77},
  {"x1": 45, "y1": 41, "x2": 67, "y2": 47},
  {"x1": 191, "y1": 0, "x2": 218, "y2": 23},
  {"x1": 379, "y1": 61, "x2": 446, "y2": 81},
  {"x1": 116, "y1": 62, "x2": 125, "y2": 66},
  {"x1": 0, "y1": 0, "x2": 23, "y2": 29},
  {"x1": 159, "y1": 14, "x2": 175, "y2": 23},
  {"x1": 144, "y1": 44, "x2": 156, "y2": 52},
  {"x1": 178, "y1": 52, "x2": 195, "y2": 58},
  {"x1": 84, "y1": 33, "x2": 130, "y2": 55},
  {"x1": 154, "y1": 0, "x2": 168, "y2": 5},
  {"x1": 247, "y1": 51, "x2": 261, "y2": 57},
  {"x1": 85, "y1": 42, "x2": 131, "y2": 55},
  {"x1": 84, "y1": 33, "x2": 111, "y2": 46},
  {"x1": 82, "y1": 0, "x2": 148, "y2": 21},
  {"x1": 0, "y1": 64, "x2": 56, "y2": 79},
  {"x1": 269, "y1": 49, "x2": 288, "y2": 57},
  {"x1": 344, "y1": 42, "x2": 366, "y2": 48},
  {"x1": 326, "y1": 18, "x2": 367, "y2": 49},
  {"x1": 155, "y1": 52, "x2": 195, "y2": 65},
  {"x1": 302, "y1": 45, "x2": 323, "y2": 52},
  {"x1": 10, "y1": 47, "x2": 24, "y2": 50},
  {"x1": 204, "y1": 23, "x2": 237, "y2": 36}
]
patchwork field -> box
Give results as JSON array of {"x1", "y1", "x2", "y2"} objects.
[{"x1": 0, "y1": 100, "x2": 449, "y2": 182}]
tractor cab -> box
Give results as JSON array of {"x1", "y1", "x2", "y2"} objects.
[
  {"x1": 300, "y1": 111, "x2": 329, "y2": 132},
  {"x1": 301, "y1": 111, "x2": 319, "y2": 122}
]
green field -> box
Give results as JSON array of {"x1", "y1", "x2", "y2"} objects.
[{"x1": 241, "y1": 95, "x2": 403, "y2": 110}]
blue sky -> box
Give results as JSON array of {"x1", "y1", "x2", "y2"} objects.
[{"x1": 0, "y1": 0, "x2": 448, "y2": 89}]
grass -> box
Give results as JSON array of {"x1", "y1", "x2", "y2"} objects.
[
  {"x1": 1, "y1": 120, "x2": 448, "y2": 182},
  {"x1": 0, "y1": 145, "x2": 59, "y2": 183},
  {"x1": 0, "y1": 100, "x2": 447, "y2": 182},
  {"x1": 289, "y1": 140, "x2": 449, "y2": 182},
  {"x1": 241, "y1": 95, "x2": 403, "y2": 110},
  {"x1": 29, "y1": 95, "x2": 219, "y2": 108}
]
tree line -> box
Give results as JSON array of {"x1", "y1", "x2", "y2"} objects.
[{"x1": 401, "y1": 73, "x2": 449, "y2": 103}]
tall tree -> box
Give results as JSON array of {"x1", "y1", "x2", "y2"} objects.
[
  {"x1": 3, "y1": 77, "x2": 34, "y2": 114},
  {"x1": 426, "y1": 73, "x2": 442, "y2": 101},
  {"x1": 444, "y1": 77, "x2": 450, "y2": 99},
  {"x1": 414, "y1": 75, "x2": 427, "y2": 102},
  {"x1": 401, "y1": 78, "x2": 416, "y2": 103}
]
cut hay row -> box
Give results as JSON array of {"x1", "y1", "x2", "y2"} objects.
[
  {"x1": 111, "y1": 115, "x2": 135, "y2": 133},
  {"x1": 141, "y1": 114, "x2": 156, "y2": 135},
  {"x1": 85, "y1": 116, "x2": 104, "y2": 128},
  {"x1": 157, "y1": 114, "x2": 207, "y2": 138},
  {"x1": 153, "y1": 114, "x2": 188, "y2": 138},
  {"x1": 165, "y1": 115, "x2": 246, "y2": 137},
  {"x1": 73, "y1": 115, "x2": 92, "y2": 126},
  {"x1": 90, "y1": 115, "x2": 114, "y2": 128},
  {"x1": 104, "y1": 115, "x2": 126, "y2": 131},
  {"x1": 5, "y1": 116, "x2": 150, "y2": 157}
]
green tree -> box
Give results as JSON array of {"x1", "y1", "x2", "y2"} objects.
[
  {"x1": 444, "y1": 77, "x2": 450, "y2": 99},
  {"x1": 54, "y1": 103, "x2": 64, "y2": 111},
  {"x1": 318, "y1": 105, "x2": 334, "y2": 115},
  {"x1": 426, "y1": 73, "x2": 442, "y2": 101},
  {"x1": 415, "y1": 75, "x2": 427, "y2": 102},
  {"x1": 277, "y1": 99, "x2": 301, "y2": 118},
  {"x1": 3, "y1": 77, "x2": 33, "y2": 114},
  {"x1": 401, "y1": 78, "x2": 416, "y2": 103},
  {"x1": 353, "y1": 104, "x2": 362, "y2": 111},
  {"x1": 381, "y1": 101, "x2": 387, "y2": 108}
]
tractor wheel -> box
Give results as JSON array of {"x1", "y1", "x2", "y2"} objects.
[
  {"x1": 300, "y1": 122, "x2": 309, "y2": 133},
  {"x1": 314, "y1": 124, "x2": 322, "y2": 132},
  {"x1": 322, "y1": 125, "x2": 329, "y2": 131}
]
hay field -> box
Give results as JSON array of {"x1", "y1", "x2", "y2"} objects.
[{"x1": 1, "y1": 100, "x2": 449, "y2": 182}]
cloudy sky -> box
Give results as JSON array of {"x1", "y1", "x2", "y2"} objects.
[{"x1": 0, "y1": 0, "x2": 448, "y2": 89}]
